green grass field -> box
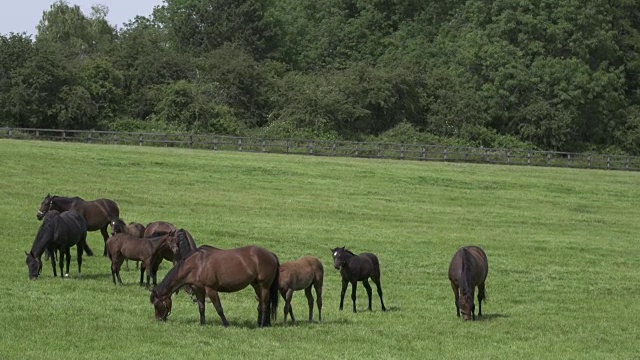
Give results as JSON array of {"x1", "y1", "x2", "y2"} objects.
[{"x1": 1, "y1": 139, "x2": 639, "y2": 359}]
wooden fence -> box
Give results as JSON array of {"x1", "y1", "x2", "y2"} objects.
[{"x1": 1, "y1": 127, "x2": 639, "y2": 171}]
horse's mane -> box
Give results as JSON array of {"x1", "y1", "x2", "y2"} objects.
[
  {"x1": 32, "y1": 213, "x2": 58, "y2": 250},
  {"x1": 344, "y1": 248, "x2": 356, "y2": 256}
]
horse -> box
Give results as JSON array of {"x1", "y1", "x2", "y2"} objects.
[
  {"x1": 279, "y1": 256, "x2": 324, "y2": 324},
  {"x1": 26, "y1": 210, "x2": 91, "y2": 279},
  {"x1": 143, "y1": 221, "x2": 176, "y2": 238},
  {"x1": 150, "y1": 245, "x2": 280, "y2": 327},
  {"x1": 331, "y1": 247, "x2": 386, "y2": 313},
  {"x1": 110, "y1": 218, "x2": 146, "y2": 270},
  {"x1": 106, "y1": 230, "x2": 178, "y2": 287},
  {"x1": 448, "y1": 246, "x2": 488, "y2": 321},
  {"x1": 37, "y1": 194, "x2": 120, "y2": 256}
]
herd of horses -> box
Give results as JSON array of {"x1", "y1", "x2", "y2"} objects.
[{"x1": 25, "y1": 194, "x2": 489, "y2": 326}]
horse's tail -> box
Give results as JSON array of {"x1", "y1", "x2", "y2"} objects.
[
  {"x1": 269, "y1": 258, "x2": 280, "y2": 322},
  {"x1": 83, "y1": 242, "x2": 94, "y2": 257}
]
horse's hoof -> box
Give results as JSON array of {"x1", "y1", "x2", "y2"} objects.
[{"x1": 64, "y1": 274, "x2": 69, "y2": 278}]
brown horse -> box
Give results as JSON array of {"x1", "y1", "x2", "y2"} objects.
[
  {"x1": 144, "y1": 221, "x2": 176, "y2": 238},
  {"x1": 110, "y1": 218, "x2": 146, "y2": 270},
  {"x1": 279, "y1": 256, "x2": 324, "y2": 324},
  {"x1": 150, "y1": 245, "x2": 280, "y2": 327},
  {"x1": 448, "y1": 246, "x2": 488, "y2": 321},
  {"x1": 331, "y1": 247, "x2": 386, "y2": 312},
  {"x1": 37, "y1": 194, "x2": 119, "y2": 256},
  {"x1": 106, "y1": 230, "x2": 178, "y2": 287}
]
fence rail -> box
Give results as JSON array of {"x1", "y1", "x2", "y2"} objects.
[{"x1": 2, "y1": 127, "x2": 639, "y2": 171}]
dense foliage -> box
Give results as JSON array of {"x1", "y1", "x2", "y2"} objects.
[{"x1": 2, "y1": 0, "x2": 640, "y2": 154}]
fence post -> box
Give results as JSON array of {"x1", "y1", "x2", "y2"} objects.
[
  {"x1": 213, "y1": 138, "x2": 218, "y2": 151},
  {"x1": 607, "y1": 156, "x2": 611, "y2": 169},
  {"x1": 308, "y1": 141, "x2": 313, "y2": 154},
  {"x1": 421, "y1": 146, "x2": 426, "y2": 160},
  {"x1": 484, "y1": 148, "x2": 489, "y2": 163},
  {"x1": 588, "y1": 156, "x2": 591, "y2": 168},
  {"x1": 62, "y1": 130, "x2": 66, "y2": 142},
  {"x1": 286, "y1": 140, "x2": 289, "y2": 154},
  {"x1": 400, "y1": 145, "x2": 404, "y2": 159},
  {"x1": 114, "y1": 132, "x2": 118, "y2": 144},
  {"x1": 444, "y1": 147, "x2": 448, "y2": 161},
  {"x1": 332, "y1": 142, "x2": 337, "y2": 155},
  {"x1": 88, "y1": 131, "x2": 93, "y2": 144},
  {"x1": 626, "y1": 157, "x2": 630, "y2": 170},
  {"x1": 8, "y1": 128, "x2": 13, "y2": 138},
  {"x1": 189, "y1": 135, "x2": 193, "y2": 148},
  {"x1": 238, "y1": 138, "x2": 242, "y2": 151},
  {"x1": 377, "y1": 144, "x2": 382, "y2": 158},
  {"x1": 507, "y1": 151, "x2": 511, "y2": 165},
  {"x1": 262, "y1": 139, "x2": 266, "y2": 152},
  {"x1": 567, "y1": 153, "x2": 571, "y2": 167},
  {"x1": 547, "y1": 153, "x2": 551, "y2": 165},
  {"x1": 35, "y1": 129, "x2": 39, "y2": 138},
  {"x1": 139, "y1": 134, "x2": 143, "y2": 146},
  {"x1": 355, "y1": 143, "x2": 359, "y2": 157},
  {"x1": 163, "y1": 134, "x2": 168, "y2": 147}
]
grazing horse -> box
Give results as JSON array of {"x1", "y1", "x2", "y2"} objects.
[
  {"x1": 110, "y1": 218, "x2": 146, "y2": 270},
  {"x1": 37, "y1": 194, "x2": 120, "y2": 256},
  {"x1": 448, "y1": 246, "x2": 488, "y2": 321},
  {"x1": 26, "y1": 210, "x2": 91, "y2": 279},
  {"x1": 279, "y1": 256, "x2": 324, "y2": 324},
  {"x1": 106, "y1": 230, "x2": 178, "y2": 287},
  {"x1": 331, "y1": 247, "x2": 386, "y2": 313},
  {"x1": 150, "y1": 245, "x2": 280, "y2": 327}
]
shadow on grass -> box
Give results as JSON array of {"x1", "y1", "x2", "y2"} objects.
[
  {"x1": 475, "y1": 313, "x2": 509, "y2": 322},
  {"x1": 78, "y1": 273, "x2": 113, "y2": 280},
  {"x1": 165, "y1": 315, "x2": 353, "y2": 328}
]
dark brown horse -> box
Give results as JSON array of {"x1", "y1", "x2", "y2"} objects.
[
  {"x1": 448, "y1": 246, "x2": 488, "y2": 321},
  {"x1": 174, "y1": 228, "x2": 197, "y2": 262},
  {"x1": 150, "y1": 245, "x2": 280, "y2": 327},
  {"x1": 37, "y1": 194, "x2": 119, "y2": 256},
  {"x1": 144, "y1": 221, "x2": 176, "y2": 238},
  {"x1": 331, "y1": 247, "x2": 386, "y2": 312},
  {"x1": 110, "y1": 218, "x2": 146, "y2": 270},
  {"x1": 26, "y1": 210, "x2": 91, "y2": 279},
  {"x1": 106, "y1": 230, "x2": 178, "y2": 287},
  {"x1": 279, "y1": 256, "x2": 324, "y2": 324}
]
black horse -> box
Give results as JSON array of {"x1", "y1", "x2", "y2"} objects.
[
  {"x1": 330, "y1": 247, "x2": 386, "y2": 312},
  {"x1": 37, "y1": 194, "x2": 120, "y2": 256},
  {"x1": 26, "y1": 210, "x2": 91, "y2": 279},
  {"x1": 448, "y1": 246, "x2": 488, "y2": 321}
]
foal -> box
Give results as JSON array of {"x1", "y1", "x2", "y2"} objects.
[
  {"x1": 110, "y1": 218, "x2": 146, "y2": 270},
  {"x1": 448, "y1": 246, "x2": 488, "y2": 320},
  {"x1": 331, "y1": 247, "x2": 386, "y2": 312},
  {"x1": 279, "y1": 256, "x2": 324, "y2": 324},
  {"x1": 106, "y1": 230, "x2": 178, "y2": 287}
]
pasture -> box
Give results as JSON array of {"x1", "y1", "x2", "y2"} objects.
[{"x1": 1, "y1": 139, "x2": 639, "y2": 359}]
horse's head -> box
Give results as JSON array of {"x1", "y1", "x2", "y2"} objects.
[
  {"x1": 330, "y1": 247, "x2": 348, "y2": 270},
  {"x1": 25, "y1": 251, "x2": 42, "y2": 280},
  {"x1": 37, "y1": 194, "x2": 54, "y2": 220},
  {"x1": 150, "y1": 290, "x2": 172, "y2": 321},
  {"x1": 458, "y1": 289, "x2": 475, "y2": 321},
  {"x1": 110, "y1": 219, "x2": 125, "y2": 236}
]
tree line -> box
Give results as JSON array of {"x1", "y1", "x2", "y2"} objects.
[{"x1": 1, "y1": 0, "x2": 640, "y2": 155}]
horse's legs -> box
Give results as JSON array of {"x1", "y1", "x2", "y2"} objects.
[
  {"x1": 256, "y1": 285, "x2": 271, "y2": 327},
  {"x1": 285, "y1": 288, "x2": 296, "y2": 324},
  {"x1": 451, "y1": 281, "x2": 460, "y2": 317},
  {"x1": 193, "y1": 289, "x2": 207, "y2": 325},
  {"x1": 372, "y1": 277, "x2": 386, "y2": 311},
  {"x1": 58, "y1": 249, "x2": 65, "y2": 278},
  {"x1": 111, "y1": 255, "x2": 125, "y2": 284},
  {"x1": 339, "y1": 277, "x2": 348, "y2": 311},
  {"x1": 139, "y1": 263, "x2": 146, "y2": 287},
  {"x1": 350, "y1": 280, "x2": 358, "y2": 313},
  {"x1": 206, "y1": 288, "x2": 229, "y2": 327},
  {"x1": 314, "y1": 280, "x2": 323, "y2": 322},
  {"x1": 100, "y1": 226, "x2": 109, "y2": 256},
  {"x1": 362, "y1": 279, "x2": 373, "y2": 311},
  {"x1": 50, "y1": 249, "x2": 58, "y2": 277},
  {"x1": 304, "y1": 286, "x2": 314, "y2": 322},
  {"x1": 477, "y1": 282, "x2": 486, "y2": 317},
  {"x1": 64, "y1": 248, "x2": 72, "y2": 277}
]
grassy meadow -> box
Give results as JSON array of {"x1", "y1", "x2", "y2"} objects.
[{"x1": 0, "y1": 139, "x2": 639, "y2": 359}]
